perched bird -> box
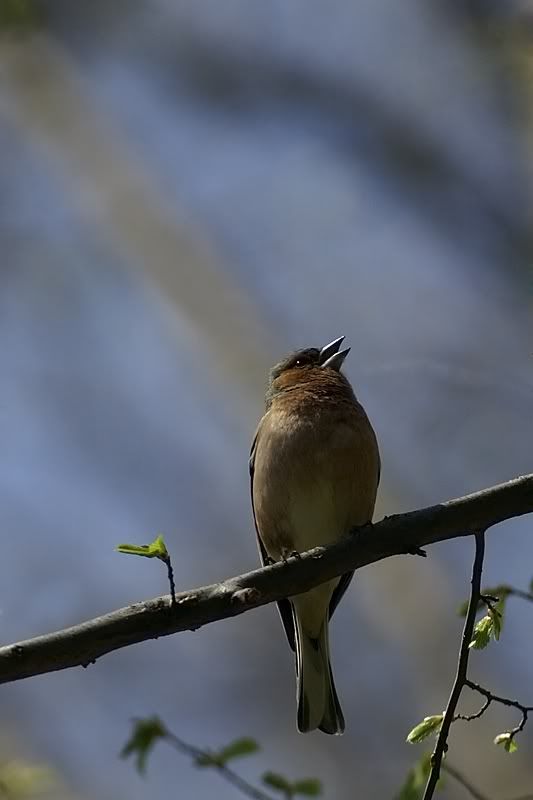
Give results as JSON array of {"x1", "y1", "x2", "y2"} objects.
[{"x1": 250, "y1": 337, "x2": 380, "y2": 734}]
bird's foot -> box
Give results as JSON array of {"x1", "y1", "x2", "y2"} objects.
[{"x1": 280, "y1": 549, "x2": 301, "y2": 563}]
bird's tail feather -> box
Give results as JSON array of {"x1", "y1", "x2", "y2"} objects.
[{"x1": 294, "y1": 611, "x2": 344, "y2": 735}]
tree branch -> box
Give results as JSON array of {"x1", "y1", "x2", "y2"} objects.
[
  {"x1": 465, "y1": 680, "x2": 533, "y2": 742},
  {"x1": 0, "y1": 474, "x2": 532, "y2": 686},
  {"x1": 423, "y1": 531, "x2": 486, "y2": 800}
]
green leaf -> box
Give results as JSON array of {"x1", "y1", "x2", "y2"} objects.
[
  {"x1": 395, "y1": 754, "x2": 433, "y2": 800},
  {"x1": 469, "y1": 600, "x2": 504, "y2": 648},
  {"x1": 488, "y1": 606, "x2": 502, "y2": 641},
  {"x1": 292, "y1": 778, "x2": 322, "y2": 796},
  {"x1": 529, "y1": 577, "x2": 533, "y2": 594},
  {"x1": 116, "y1": 535, "x2": 169, "y2": 560},
  {"x1": 406, "y1": 715, "x2": 443, "y2": 744},
  {"x1": 469, "y1": 615, "x2": 493, "y2": 649},
  {"x1": 263, "y1": 771, "x2": 293, "y2": 793},
  {"x1": 494, "y1": 733, "x2": 518, "y2": 753},
  {"x1": 218, "y1": 737, "x2": 259, "y2": 763},
  {"x1": 121, "y1": 717, "x2": 167, "y2": 775}
]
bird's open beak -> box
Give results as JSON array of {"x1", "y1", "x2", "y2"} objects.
[{"x1": 319, "y1": 336, "x2": 350, "y2": 371}]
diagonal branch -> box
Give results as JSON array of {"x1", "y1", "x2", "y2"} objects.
[
  {"x1": 0, "y1": 474, "x2": 532, "y2": 686},
  {"x1": 422, "y1": 531, "x2": 486, "y2": 800}
]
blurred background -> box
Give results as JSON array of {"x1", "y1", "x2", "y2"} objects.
[{"x1": 1, "y1": 1, "x2": 532, "y2": 798}]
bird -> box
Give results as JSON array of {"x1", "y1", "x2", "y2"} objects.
[{"x1": 249, "y1": 336, "x2": 380, "y2": 735}]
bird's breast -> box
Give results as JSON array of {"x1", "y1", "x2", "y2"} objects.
[{"x1": 252, "y1": 402, "x2": 379, "y2": 561}]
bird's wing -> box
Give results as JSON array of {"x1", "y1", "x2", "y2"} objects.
[
  {"x1": 250, "y1": 425, "x2": 297, "y2": 652},
  {"x1": 329, "y1": 446, "x2": 381, "y2": 620}
]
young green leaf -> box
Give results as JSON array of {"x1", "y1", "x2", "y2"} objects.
[
  {"x1": 292, "y1": 778, "x2": 322, "y2": 796},
  {"x1": 406, "y1": 715, "x2": 443, "y2": 744},
  {"x1": 494, "y1": 733, "x2": 518, "y2": 753},
  {"x1": 218, "y1": 737, "x2": 259, "y2": 763},
  {"x1": 116, "y1": 535, "x2": 169, "y2": 560},
  {"x1": 488, "y1": 606, "x2": 502, "y2": 641},
  {"x1": 121, "y1": 717, "x2": 167, "y2": 774},
  {"x1": 263, "y1": 771, "x2": 293, "y2": 793},
  {"x1": 469, "y1": 615, "x2": 493, "y2": 649}
]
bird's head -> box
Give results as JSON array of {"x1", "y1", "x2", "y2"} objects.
[{"x1": 266, "y1": 336, "x2": 351, "y2": 406}]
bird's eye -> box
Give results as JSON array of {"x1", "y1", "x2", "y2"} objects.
[{"x1": 294, "y1": 359, "x2": 302, "y2": 367}]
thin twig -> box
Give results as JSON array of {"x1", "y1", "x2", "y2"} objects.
[
  {"x1": 164, "y1": 733, "x2": 276, "y2": 800},
  {"x1": 423, "y1": 531, "x2": 486, "y2": 800},
  {"x1": 465, "y1": 680, "x2": 533, "y2": 741},
  {"x1": 454, "y1": 695, "x2": 491, "y2": 723},
  {"x1": 162, "y1": 556, "x2": 176, "y2": 607}
]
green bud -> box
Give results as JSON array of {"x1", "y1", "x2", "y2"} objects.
[{"x1": 406, "y1": 715, "x2": 444, "y2": 744}]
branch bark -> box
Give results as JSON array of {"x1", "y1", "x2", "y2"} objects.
[{"x1": 1, "y1": 474, "x2": 532, "y2": 685}]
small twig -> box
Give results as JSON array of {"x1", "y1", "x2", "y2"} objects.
[
  {"x1": 162, "y1": 556, "x2": 177, "y2": 607},
  {"x1": 465, "y1": 680, "x2": 533, "y2": 741},
  {"x1": 454, "y1": 695, "x2": 491, "y2": 723},
  {"x1": 423, "y1": 531, "x2": 486, "y2": 800},
  {"x1": 480, "y1": 594, "x2": 501, "y2": 614},
  {"x1": 164, "y1": 732, "x2": 276, "y2": 800}
]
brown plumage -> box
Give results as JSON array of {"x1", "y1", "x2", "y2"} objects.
[{"x1": 250, "y1": 338, "x2": 380, "y2": 734}]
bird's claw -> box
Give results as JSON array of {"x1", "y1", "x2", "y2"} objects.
[{"x1": 281, "y1": 549, "x2": 301, "y2": 563}]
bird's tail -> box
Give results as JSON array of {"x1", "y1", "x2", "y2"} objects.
[{"x1": 294, "y1": 611, "x2": 344, "y2": 735}]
